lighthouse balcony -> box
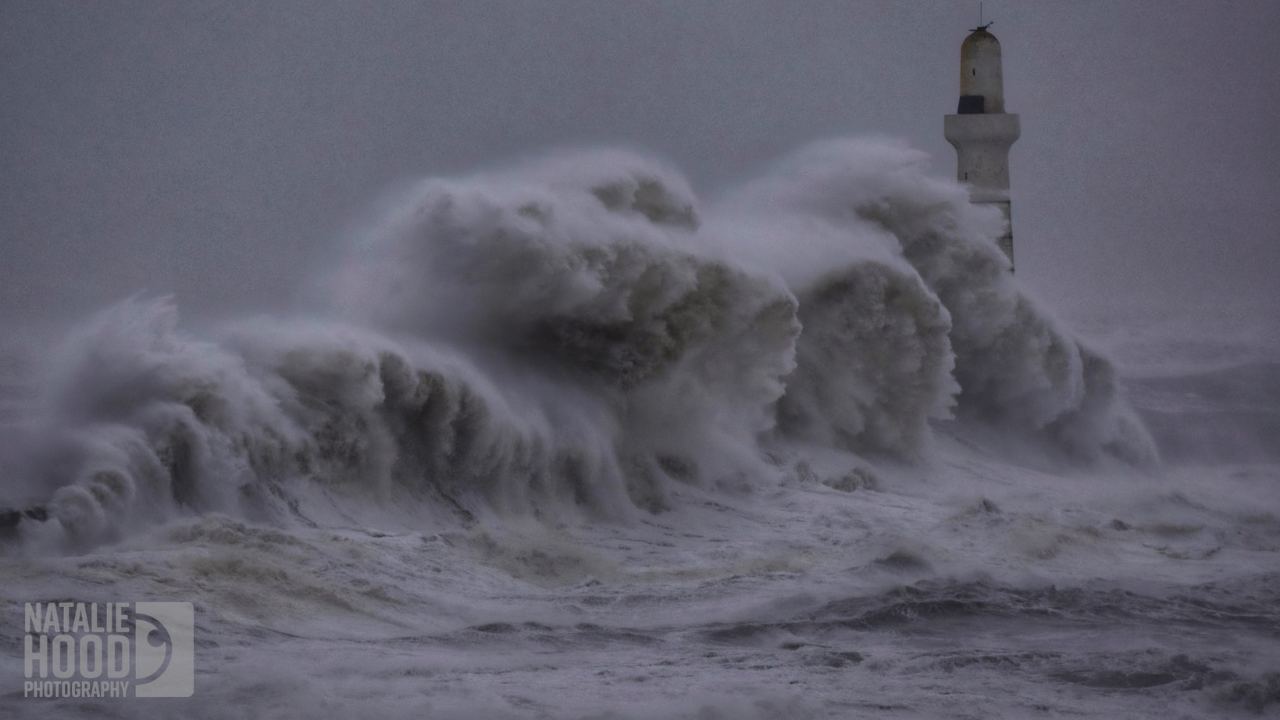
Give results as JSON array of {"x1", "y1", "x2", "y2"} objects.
[{"x1": 944, "y1": 112, "x2": 1021, "y2": 145}]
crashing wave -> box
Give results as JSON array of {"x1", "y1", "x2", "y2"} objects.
[{"x1": 3, "y1": 139, "x2": 1157, "y2": 550}]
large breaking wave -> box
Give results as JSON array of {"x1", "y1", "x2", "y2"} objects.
[{"x1": 4, "y1": 138, "x2": 1157, "y2": 550}]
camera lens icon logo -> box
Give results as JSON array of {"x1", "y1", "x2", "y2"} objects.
[{"x1": 133, "y1": 602, "x2": 194, "y2": 697}]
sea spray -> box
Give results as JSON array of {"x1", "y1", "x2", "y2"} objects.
[
  {"x1": 717, "y1": 138, "x2": 1158, "y2": 464},
  {"x1": 3, "y1": 139, "x2": 1157, "y2": 551}
]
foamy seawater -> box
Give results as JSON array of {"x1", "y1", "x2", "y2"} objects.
[{"x1": 0, "y1": 140, "x2": 1275, "y2": 718}]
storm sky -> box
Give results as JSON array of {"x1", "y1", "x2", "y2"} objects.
[{"x1": 2, "y1": 0, "x2": 1276, "y2": 333}]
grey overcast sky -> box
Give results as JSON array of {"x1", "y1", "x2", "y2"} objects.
[{"x1": 2, "y1": 0, "x2": 1277, "y2": 332}]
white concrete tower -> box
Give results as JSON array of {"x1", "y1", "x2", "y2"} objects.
[{"x1": 944, "y1": 23, "x2": 1020, "y2": 268}]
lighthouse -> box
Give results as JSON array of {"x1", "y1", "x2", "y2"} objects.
[{"x1": 944, "y1": 23, "x2": 1020, "y2": 268}]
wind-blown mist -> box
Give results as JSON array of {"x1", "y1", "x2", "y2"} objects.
[{"x1": 9, "y1": 138, "x2": 1156, "y2": 551}]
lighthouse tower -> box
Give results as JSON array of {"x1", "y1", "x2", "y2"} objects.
[{"x1": 944, "y1": 23, "x2": 1020, "y2": 268}]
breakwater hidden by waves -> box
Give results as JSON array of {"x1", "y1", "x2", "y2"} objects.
[{"x1": 3, "y1": 138, "x2": 1157, "y2": 551}]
